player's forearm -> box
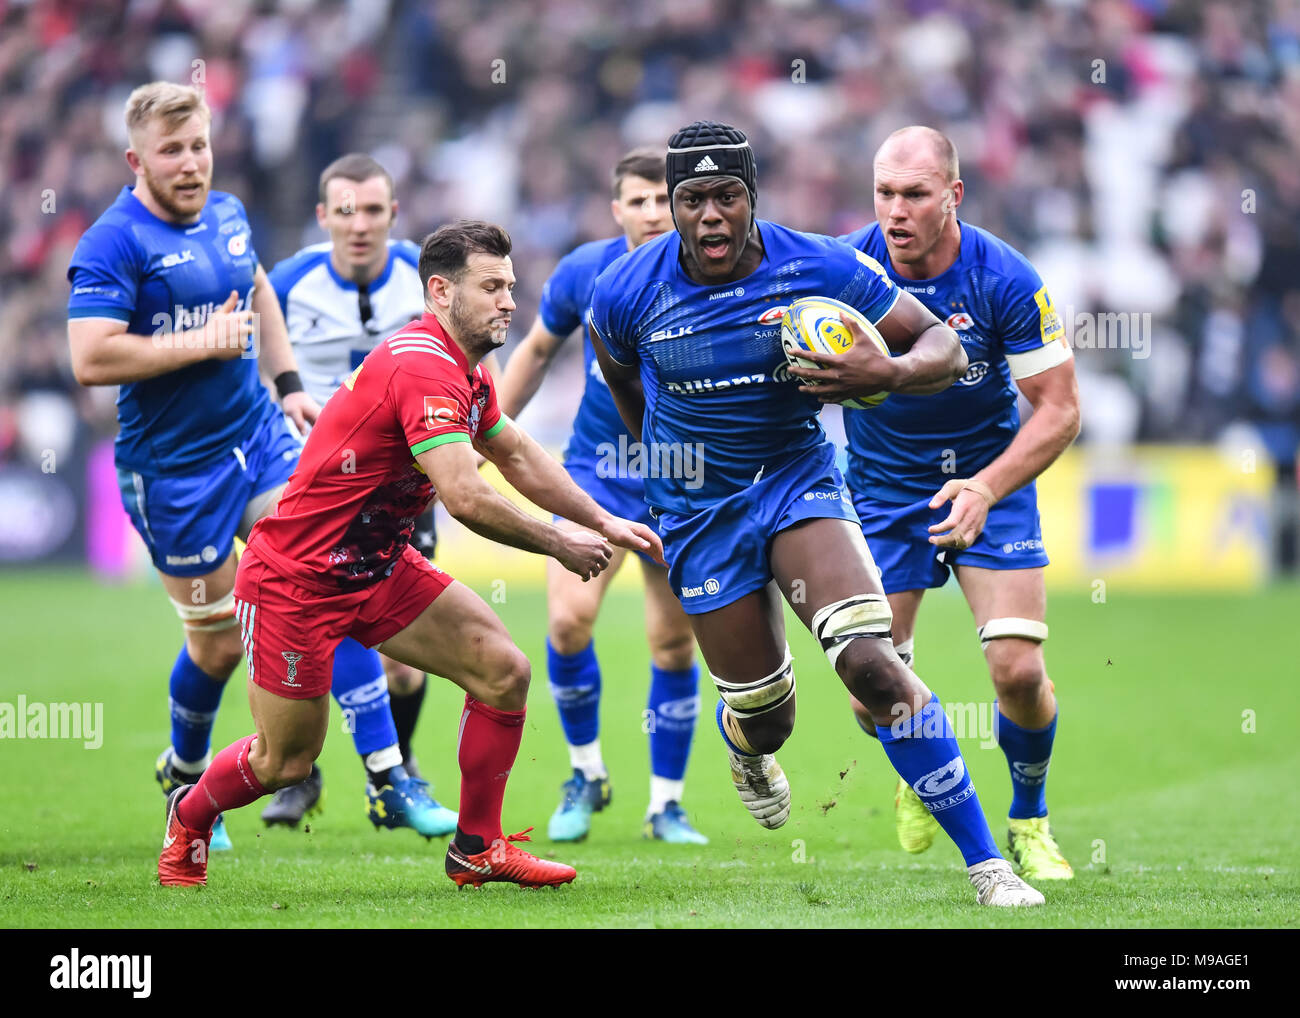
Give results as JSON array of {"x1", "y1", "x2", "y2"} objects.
[
  {"x1": 250, "y1": 280, "x2": 297, "y2": 383},
  {"x1": 606, "y1": 379, "x2": 645, "y2": 443},
  {"x1": 973, "y1": 401, "x2": 1080, "y2": 502},
  {"x1": 70, "y1": 329, "x2": 232, "y2": 385},
  {"x1": 443, "y1": 483, "x2": 565, "y2": 558},
  {"x1": 495, "y1": 431, "x2": 610, "y2": 533},
  {"x1": 889, "y1": 324, "x2": 966, "y2": 395}
]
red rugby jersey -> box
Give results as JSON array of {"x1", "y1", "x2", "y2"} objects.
[{"x1": 248, "y1": 313, "x2": 504, "y2": 592}]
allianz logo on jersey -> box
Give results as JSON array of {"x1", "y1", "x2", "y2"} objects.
[
  {"x1": 666, "y1": 372, "x2": 771, "y2": 394},
  {"x1": 681, "y1": 578, "x2": 721, "y2": 598},
  {"x1": 160, "y1": 249, "x2": 195, "y2": 269},
  {"x1": 708, "y1": 286, "x2": 745, "y2": 300}
]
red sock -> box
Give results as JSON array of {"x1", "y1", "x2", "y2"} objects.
[
  {"x1": 456, "y1": 695, "x2": 525, "y2": 846},
  {"x1": 176, "y1": 734, "x2": 267, "y2": 832}
]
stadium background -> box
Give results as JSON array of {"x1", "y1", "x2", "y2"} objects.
[{"x1": 0, "y1": 0, "x2": 1296, "y2": 931}]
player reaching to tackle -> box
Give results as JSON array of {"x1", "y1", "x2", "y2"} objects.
[
  {"x1": 497, "y1": 148, "x2": 707, "y2": 844},
  {"x1": 816, "y1": 126, "x2": 1079, "y2": 878},
  {"x1": 589, "y1": 121, "x2": 1045, "y2": 906},
  {"x1": 158, "y1": 220, "x2": 664, "y2": 889},
  {"x1": 66, "y1": 82, "x2": 322, "y2": 852},
  {"x1": 262, "y1": 153, "x2": 460, "y2": 837}
]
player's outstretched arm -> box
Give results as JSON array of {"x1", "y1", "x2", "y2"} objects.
[
  {"x1": 589, "y1": 324, "x2": 645, "y2": 442},
  {"x1": 789, "y1": 290, "x2": 966, "y2": 402},
  {"x1": 68, "y1": 291, "x2": 254, "y2": 386},
  {"x1": 417, "y1": 439, "x2": 613, "y2": 579},
  {"x1": 495, "y1": 317, "x2": 568, "y2": 419},
  {"x1": 474, "y1": 420, "x2": 665, "y2": 566},
  {"x1": 928, "y1": 357, "x2": 1080, "y2": 549},
  {"x1": 249, "y1": 264, "x2": 320, "y2": 434}
]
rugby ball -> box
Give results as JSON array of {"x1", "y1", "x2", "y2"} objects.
[{"x1": 781, "y1": 296, "x2": 890, "y2": 409}]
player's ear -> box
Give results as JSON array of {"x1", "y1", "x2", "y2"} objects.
[
  {"x1": 125, "y1": 147, "x2": 143, "y2": 175},
  {"x1": 315, "y1": 202, "x2": 327, "y2": 230},
  {"x1": 388, "y1": 199, "x2": 399, "y2": 225},
  {"x1": 425, "y1": 273, "x2": 453, "y2": 309},
  {"x1": 610, "y1": 198, "x2": 625, "y2": 229},
  {"x1": 943, "y1": 180, "x2": 964, "y2": 214}
]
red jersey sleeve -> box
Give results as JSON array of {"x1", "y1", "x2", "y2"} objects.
[
  {"x1": 391, "y1": 363, "x2": 474, "y2": 457},
  {"x1": 474, "y1": 363, "x2": 507, "y2": 441}
]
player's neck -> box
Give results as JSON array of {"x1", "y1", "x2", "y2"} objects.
[
  {"x1": 330, "y1": 247, "x2": 387, "y2": 287},
  {"x1": 889, "y1": 220, "x2": 961, "y2": 282},
  {"x1": 427, "y1": 310, "x2": 484, "y2": 373},
  {"x1": 131, "y1": 182, "x2": 199, "y2": 225}
]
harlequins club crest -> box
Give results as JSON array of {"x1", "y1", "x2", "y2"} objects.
[{"x1": 281, "y1": 651, "x2": 304, "y2": 686}]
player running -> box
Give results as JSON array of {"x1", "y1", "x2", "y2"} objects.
[
  {"x1": 821, "y1": 126, "x2": 1080, "y2": 879},
  {"x1": 66, "y1": 82, "x2": 321, "y2": 852},
  {"x1": 589, "y1": 121, "x2": 1045, "y2": 906},
  {"x1": 262, "y1": 153, "x2": 457, "y2": 836},
  {"x1": 496, "y1": 148, "x2": 706, "y2": 845},
  {"x1": 158, "y1": 220, "x2": 665, "y2": 889}
]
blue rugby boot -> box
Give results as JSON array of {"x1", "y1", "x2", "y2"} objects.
[
  {"x1": 366, "y1": 764, "x2": 458, "y2": 839},
  {"x1": 547, "y1": 768, "x2": 611, "y2": 842}
]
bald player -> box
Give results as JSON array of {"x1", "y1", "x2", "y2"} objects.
[{"x1": 804, "y1": 126, "x2": 1080, "y2": 879}]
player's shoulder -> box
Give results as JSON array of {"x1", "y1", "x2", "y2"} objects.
[
  {"x1": 762, "y1": 220, "x2": 859, "y2": 263},
  {"x1": 267, "y1": 242, "x2": 333, "y2": 295},
  {"x1": 558, "y1": 235, "x2": 626, "y2": 273},
  {"x1": 593, "y1": 231, "x2": 673, "y2": 296},
  {"x1": 206, "y1": 189, "x2": 251, "y2": 220},
  {"x1": 960, "y1": 222, "x2": 1041, "y2": 289},
  {"x1": 71, "y1": 190, "x2": 147, "y2": 270},
  {"x1": 390, "y1": 238, "x2": 421, "y2": 267},
  {"x1": 837, "y1": 221, "x2": 885, "y2": 255},
  {"x1": 381, "y1": 319, "x2": 467, "y2": 379}
]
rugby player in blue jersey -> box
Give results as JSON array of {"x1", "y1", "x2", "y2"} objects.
[
  {"x1": 821, "y1": 127, "x2": 1080, "y2": 880},
  {"x1": 261, "y1": 154, "x2": 457, "y2": 836},
  {"x1": 589, "y1": 121, "x2": 1045, "y2": 905},
  {"x1": 497, "y1": 149, "x2": 706, "y2": 844},
  {"x1": 66, "y1": 82, "x2": 321, "y2": 851}
]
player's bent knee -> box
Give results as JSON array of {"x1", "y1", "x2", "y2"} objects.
[
  {"x1": 187, "y1": 627, "x2": 243, "y2": 679},
  {"x1": 547, "y1": 612, "x2": 597, "y2": 656},
  {"x1": 812, "y1": 594, "x2": 893, "y2": 671},
  {"x1": 650, "y1": 631, "x2": 696, "y2": 672},
  {"x1": 712, "y1": 646, "x2": 796, "y2": 752},
  {"x1": 979, "y1": 618, "x2": 1049, "y2": 699},
  {"x1": 837, "y1": 637, "x2": 912, "y2": 713},
  {"x1": 383, "y1": 658, "x2": 423, "y2": 694},
  {"x1": 476, "y1": 644, "x2": 531, "y2": 708}
]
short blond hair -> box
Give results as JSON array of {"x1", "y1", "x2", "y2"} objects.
[{"x1": 124, "y1": 82, "x2": 210, "y2": 143}]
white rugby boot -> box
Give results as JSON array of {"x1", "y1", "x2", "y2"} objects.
[
  {"x1": 967, "y1": 857, "x2": 1046, "y2": 906},
  {"x1": 727, "y1": 749, "x2": 791, "y2": 829}
]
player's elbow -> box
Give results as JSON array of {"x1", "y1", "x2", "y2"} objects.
[
  {"x1": 440, "y1": 481, "x2": 495, "y2": 525},
  {"x1": 69, "y1": 349, "x2": 108, "y2": 387}
]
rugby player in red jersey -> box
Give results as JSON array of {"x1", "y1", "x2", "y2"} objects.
[{"x1": 158, "y1": 220, "x2": 664, "y2": 889}]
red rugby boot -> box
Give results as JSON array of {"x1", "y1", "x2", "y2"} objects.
[
  {"x1": 445, "y1": 827, "x2": 576, "y2": 889},
  {"x1": 158, "y1": 785, "x2": 211, "y2": 887}
]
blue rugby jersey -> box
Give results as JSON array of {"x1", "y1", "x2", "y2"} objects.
[
  {"x1": 589, "y1": 221, "x2": 898, "y2": 515},
  {"x1": 837, "y1": 221, "x2": 1071, "y2": 503},
  {"x1": 67, "y1": 187, "x2": 269, "y2": 475},
  {"x1": 537, "y1": 235, "x2": 633, "y2": 466}
]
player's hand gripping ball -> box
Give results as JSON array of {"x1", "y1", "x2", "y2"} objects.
[{"x1": 781, "y1": 296, "x2": 891, "y2": 409}]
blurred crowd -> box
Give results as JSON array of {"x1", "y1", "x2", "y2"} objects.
[{"x1": 2, "y1": 0, "x2": 1299, "y2": 483}]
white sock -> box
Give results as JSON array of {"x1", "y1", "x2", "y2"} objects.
[
  {"x1": 648, "y1": 775, "x2": 685, "y2": 815},
  {"x1": 364, "y1": 744, "x2": 403, "y2": 779},
  {"x1": 173, "y1": 750, "x2": 211, "y2": 774},
  {"x1": 569, "y1": 740, "x2": 606, "y2": 781}
]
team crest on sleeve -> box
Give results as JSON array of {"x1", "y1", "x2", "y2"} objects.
[
  {"x1": 469, "y1": 400, "x2": 482, "y2": 434},
  {"x1": 1033, "y1": 287, "x2": 1065, "y2": 345},
  {"x1": 424, "y1": 396, "x2": 460, "y2": 430}
]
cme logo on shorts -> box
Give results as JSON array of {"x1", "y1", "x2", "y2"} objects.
[
  {"x1": 227, "y1": 234, "x2": 248, "y2": 257},
  {"x1": 1001, "y1": 538, "x2": 1044, "y2": 554},
  {"x1": 946, "y1": 312, "x2": 974, "y2": 330},
  {"x1": 803, "y1": 490, "x2": 841, "y2": 501},
  {"x1": 958, "y1": 360, "x2": 989, "y2": 386},
  {"x1": 424, "y1": 396, "x2": 459, "y2": 430}
]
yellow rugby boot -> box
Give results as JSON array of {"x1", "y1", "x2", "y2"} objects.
[
  {"x1": 894, "y1": 776, "x2": 940, "y2": 853},
  {"x1": 1007, "y1": 815, "x2": 1074, "y2": 880}
]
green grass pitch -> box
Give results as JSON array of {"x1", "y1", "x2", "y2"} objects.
[{"x1": 0, "y1": 569, "x2": 1296, "y2": 929}]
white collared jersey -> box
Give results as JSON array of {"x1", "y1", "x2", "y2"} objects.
[{"x1": 268, "y1": 239, "x2": 424, "y2": 405}]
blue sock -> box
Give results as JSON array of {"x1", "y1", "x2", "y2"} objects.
[
  {"x1": 648, "y1": 663, "x2": 700, "y2": 780},
  {"x1": 997, "y1": 707, "x2": 1056, "y2": 819},
  {"x1": 547, "y1": 638, "x2": 601, "y2": 746},
  {"x1": 876, "y1": 698, "x2": 1000, "y2": 867},
  {"x1": 331, "y1": 637, "x2": 398, "y2": 757},
  {"x1": 169, "y1": 645, "x2": 226, "y2": 767}
]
